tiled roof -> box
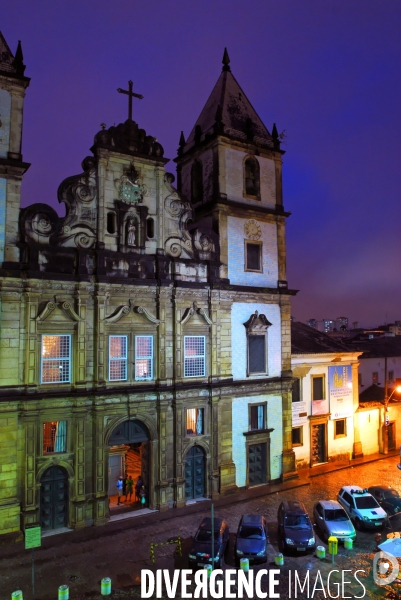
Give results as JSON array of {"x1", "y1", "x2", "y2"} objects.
[
  {"x1": 291, "y1": 321, "x2": 352, "y2": 354},
  {"x1": 0, "y1": 31, "x2": 15, "y2": 73},
  {"x1": 347, "y1": 336, "x2": 401, "y2": 358},
  {"x1": 359, "y1": 384, "x2": 385, "y2": 402}
]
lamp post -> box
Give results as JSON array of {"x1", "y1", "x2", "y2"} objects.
[{"x1": 383, "y1": 385, "x2": 401, "y2": 454}]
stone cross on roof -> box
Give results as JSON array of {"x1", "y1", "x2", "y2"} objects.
[{"x1": 117, "y1": 80, "x2": 144, "y2": 121}]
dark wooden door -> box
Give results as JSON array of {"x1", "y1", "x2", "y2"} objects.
[
  {"x1": 388, "y1": 422, "x2": 396, "y2": 450},
  {"x1": 311, "y1": 424, "x2": 327, "y2": 465},
  {"x1": 248, "y1": 443, "x2": 267, "y2": 486},
  {"x1": 184, "y1": 446, "x2": 205, "y2": 500},
  {"x1": 40, "y1": 466, "x2": 68, "y2": 530}
]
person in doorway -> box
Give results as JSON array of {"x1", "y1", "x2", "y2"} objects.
[
  {"x1": 139, "y1": 485, "x2": 146, "y2": 507},
  {"x1": 122, "y1": 475, "x2": 127, "y2": 500},
  {"x1": 126, "y1": 475, "x2": 134, "y2": 502},
  {"x1": 116, "y1": 476, "x2": 124, "y2": 505},
  {"x1": 135, "y1": 475, "x2": 143, "y2": 502}
]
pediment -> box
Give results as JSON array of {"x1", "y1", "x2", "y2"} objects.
[
  {"x1": 36, "y1": 301, "x2": 82, "y2": 323},
  {"x1": 180, "y1": 302, "x2": 213, "y2": 326}
]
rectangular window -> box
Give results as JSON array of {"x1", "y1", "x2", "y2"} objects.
[
  {"x1": 184, "y1": 336, "x2": 206, "y2": 378},
  {"x1": 250, "y1": 404, "x2": 265, "y2": 430},
  {"x1": 135, "y1": 336, "x2": 153, "y2": 380},
  {"x1": 312, "y1": 376, "x2": 324, "y2": 400},
  {"x1": 186, "y1": 408, "x2": 204, "y2": 435},
  {"x1": 292, "y1": 427, "x2": 303, "y2": 446},
  {"x1": 245, "y1": 241, "x2": 262, "y2": 272},
  {"x1": 388, "y1": 371, "x2": 394, "y2": 382},
  {"x1": 41, "y1": 335, "x2": 71, "y2": 384},
  {"x1": 372, "y1": 372, "x2": 378, "y2": 384},
  {"x1": 334, "y1": 419, "x2": 346, "y2": 438},
  {"x1": 109, "y1": 335, "x2": 128, "y2": 381},
  {"x1": 292, "y1": 379, "x2": 301, "y2": 402},
  {"x1": 43, "y1": 421, "x2": 67, "y2": 454},
  {"x1": 248, "y1": 335, "x2": 266, "y2": 374}
]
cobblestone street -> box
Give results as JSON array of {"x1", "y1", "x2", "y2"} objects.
[{"x1": 2, "y1": 456, "x2": 401, "y2": 600}]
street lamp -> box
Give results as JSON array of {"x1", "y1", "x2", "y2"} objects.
[{"x1": 383, "y1": 385, "x2": 401, "y2": 454}]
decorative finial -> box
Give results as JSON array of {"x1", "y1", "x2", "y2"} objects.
[
  {"x1": 100, "y1": 123, "x2": 106, "y2": 130},
  {"x1": 179, "y1": 131, "x2": 185, "y2": 147},
  {"x1": 13, "y1": 40, "x2": 26, "y2": 75},
  {"x1": 222, "y1": 48, "x2": 231, "y2": 72},
  {"x1": 272, "y1": 123, "x2": 279, "y2": 140}
]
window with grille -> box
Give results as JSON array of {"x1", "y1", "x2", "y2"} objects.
[
  {"x1": 41, "y1": 335, "x2": 71, "y2": 384},
  {"x1": 388, "y1": 371, "x2": 394, "y2": 382},
  {"x1": 312, "y1": 376, "x2": 324, "y2": 400},
  {"x1": 186, "y1": 408, "x2": 204, "y2": 435},
  {"x1": 184, "y1": 336, "x2": 206, "y2": 378},
  {"x1": 248, "y1": 335, "x2": 266, "y2": 374},
  {"x1": 109, "y1": 336, "x2": 128, "y2": 381},
  {"x1": 135, "y1": 336, "x2": 153, "y2": 380},
  {"x1": 43, "y1": 421, "x2": 67, "y2": 454},
  {"x1": 245, "y1": 242, "x2": 262, "y2": 272},
  {"x1": 250, "y1": 404, "x2": 265, "y2": 430}
]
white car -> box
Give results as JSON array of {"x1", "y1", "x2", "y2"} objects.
[{"x1": 337, "y1": 486, "x2": 387, "y2": 531}]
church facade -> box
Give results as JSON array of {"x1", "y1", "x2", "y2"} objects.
[{"x1": 0, "y1": 35, "x2": 296, "y2": 541}]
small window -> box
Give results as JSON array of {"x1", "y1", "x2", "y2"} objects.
[
  {"x1": 244, "y1": 157, "x2": 260, "y2": 196},
  {"x1": 186, "y1": 408, "x2": 204, "y2": 435},
  {"x1": 334, "y1": 419, "x2": 346, "y2": 438},
  {"x1": 388, "y1": 371, "x2": 394, "y2": 382},
  {"x1": 250, "y1": 404, "x2": 265, "y2": 430},
  {"x1": 107, "y1": 212, "x2": 116, "y2": 234},
  {"x1": 146, "y1": 218, "x2": 155, "y2": 239},
  {"x1": 135, "y1": 336, "x2": 153, "y2": 380},
  {"x1": 41, "y1": 335, "x2": 71, "y2": 384},
  {"x1": 184, "y1": 336, "x2": 206, "y2": 378},
  {"x1": 292, "y1": 427, "x2": 303, "y2": 446},
  {"x1": 248, "y1": 335, "x2": 266, "y2": 375},
  {"x1": 292, "y1": 379, "x2": 301, "y2": 402},
  {"x1": 312, "y1": 376, "x2": 324, "y2": 400},
  {"x1": 43, "y1": 421, "x2": 67, "y2": 454},
  {"x1": 109, "y1": 336, "x2": 128, "y2": 381},
  {"x1": 372, "y1": 372, "x2": 378, "y2": 384},
  {"x1": 245, "y1": 241, "x2": 262, "y2": 272},
  {"x1": 191, "y1": 160, "x2": 203, "y2": 203}
]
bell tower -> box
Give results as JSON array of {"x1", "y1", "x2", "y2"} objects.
[{"x1": 0, "y1": 32, "x2": 30, "y2": 264}]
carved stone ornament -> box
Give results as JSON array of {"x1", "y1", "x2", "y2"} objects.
[
  {"x1": 243, "y1": 310, "x2": 272, "y2": 333},
  {"x1": 180, "y1": 301, "x2": 213, "y2": 326},
  {"x1": 244, "y1": 219, "x2": 261, "y2": 241},
  {"x1": 114, "y1": 164, "x2": 147, "y2": 205},
  {"x1": 104, "y1": 305, "x2": 131, "y2": 323},
  {"x1": 134, "y1": 306, "x2": 160, "y2": 325},
  {"x1": 36, "y1": 300, "x2": 82, "y2": 322}
]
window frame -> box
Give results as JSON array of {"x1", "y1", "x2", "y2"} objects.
[
  {"x1": 292, "y1": 426, "x2": 303, "y2": 447},
  {"x1": 334, "y1": 418, "x2": 346, "y2": 439},
  {"x1": 249, "y1": 403, "x2": 267, "y2": 431},
  {"x1": 42, "y1": 420, "x2": 68, "y2": 455},
  {"x1": 184, "y1": 335, "x2": 206, "y2": 378},
  {"x1": 186, "y1": 407, "x2": 205, "y2": 436},
  {"x1": 41, "y1": 334, "x2": 72, "y2": 385},
  {"x1": 372, "y1": 372, "x2": 378, "y2": 384},
  {"x1": 311, "y1": 375, "x2": 325, "y2": 401},
  {"x1": 243, "y1": 156, "x2": 261, "y2": 199},
  {"x1": 244, "y1": 240, "x2": 263, "y2": 273},
  {"x1": 292, "y1": 378, "x2": 301, "y2": 403},
  {"x1": 134, "y1": 335, "x2": 154, "y2": 381},
  {"x1": 108, "y1": 335, "x2": 128, "y2": 382},
  {"x1": 247, "y1": 333, "x2": 267, "y2": 376}
]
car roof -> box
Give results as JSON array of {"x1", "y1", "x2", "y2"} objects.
[
  {"x1": 241, "y1": 514, "x2": 265, "y2": 526},
  {"x1": 199, "y1": 517, "x2": 224, "y2": 528},
  {"x1": 281, "y1": 500, "x2": 308, "y2": 513},
  {"x1": 317, "y1": 500, "x2": 344, "y2": 510},
  {"x1": 340, "y1": 486, "x2": 370, "y2": 496},
  {"x1": 368, "y1": 485, "x2": 395, "y2": 492}
]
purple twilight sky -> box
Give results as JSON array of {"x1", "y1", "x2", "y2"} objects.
[{"x1": 2, "y1": 0, "x2": 401, "y2": 328}]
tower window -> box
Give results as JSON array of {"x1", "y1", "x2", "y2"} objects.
[
  {"x1": 107, "y1": 212, "x2": 116, "y2": 234},
  {"x1": 245, "y1": 241, "x2": 262, "y2": 272},
  {"x1": 146, "y1": 218, "x2": 155, "y2": 239},
  {"x1": 191, "y1": 161, "x2": 203, "y2": 204},
  {"x1": 244, "y1": 157, "x2": 260, "y2": 197}
]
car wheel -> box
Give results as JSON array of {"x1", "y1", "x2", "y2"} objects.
[
  {"x1": 278, "y1": 538, "x2": 284, "y2": 553},
  {"x1": 354, "y1": 518, "x2": 362, "y2": 531}
]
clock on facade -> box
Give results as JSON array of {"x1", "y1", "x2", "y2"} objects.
[{"x1": 244, "y1": 219, "x2": 261, "y2": 240}]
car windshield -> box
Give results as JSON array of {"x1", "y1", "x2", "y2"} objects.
[
  {"x1": 325, "y1": 509, "x2": 349, "y2": 522},
  {"x1": 284, "y1": 514, "x2": 310, "y2": 529},
  {"x1": 238, "y1": 526, "x2": 265, "y2": 539},
  {"x1": 355, "y1": 496, "x2": 379, "y2": 509},
  {"x1": 195, "y1": 529, "x2": 221, "y2": 542},
  {"x1": 384, "y1": 490, "x2": 400, "y2": 500}
]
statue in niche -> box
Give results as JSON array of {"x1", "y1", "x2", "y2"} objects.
[{"x1": 127, "y1": 220, "x2": 136, "y2": 246}]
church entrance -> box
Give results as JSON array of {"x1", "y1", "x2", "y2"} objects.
[
  {"x1": 108, "y1": 420, "x2": 150, "y2": 511},
  {"x1": 184, "y1": 446, "x2": 205, "y2": 500},
  {"x1": 40, "y1": 466, "x2": 69, "y2": 531}
]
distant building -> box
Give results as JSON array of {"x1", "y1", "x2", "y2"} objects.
[{"x1": 306, "y1": 317, "x2": 349, "y2": 334}]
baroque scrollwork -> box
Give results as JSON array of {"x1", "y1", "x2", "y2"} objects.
[
  {"x1": 180, "y1": 301, "x2": 213, "y2": 325},
  {"x1": 134, "y1": 306, "x2": 160, "y2": 325},
  {"x1": 104, "y1": 305, "x2": 131, "y2": 323}
]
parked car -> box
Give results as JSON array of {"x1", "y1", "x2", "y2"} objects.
[
  {"x1": 277, "y1": 501, "x2": 315, "y2": 553},
  {"x1": 188, "y1": 517, "x2": 229, "y2": 569},
  {"x1": 337, "y1": 486, "x2": 387, "y2": 530},
  {"x1": 234, "y1": 514, "x2": 268, "y2": 566},
  {"x1": 368, "y1": 486, "x2": 401, "y2": 517},
  {"x1": 313, "y1": 500, "x2": 356, "y2": 542}
]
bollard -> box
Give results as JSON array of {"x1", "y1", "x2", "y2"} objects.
[
  {"x1": 58, "y1": 585, "x2": 69, "y2": 600},
  {"x1": 11, "y1": 592, "x2": 23, "y2": 600},
  {"x1": 328, "y1": 536, "x2": 338, "y2": 565},
  {"x1": 240, "y1": 558, "x2": 249, "y2": 572},
  {"x1": 101, "y1": 578, "x2": 112, "y2": 596},
  {"x1": 316, "y1": 546, "x2": 326, "y2": 559},
  {"x1": 274, "y1": 553, "x2": 284, "y2": 566},
  {"x1": 204, "y1": 564, "x2": 213, "y2": 578},
  {"x1": 344, "y1": 538, "x2": 353, "y2": 550}
]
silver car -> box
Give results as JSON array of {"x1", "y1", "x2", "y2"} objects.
[{"x1": 313, "y1": 500, "x2": 356, "y2": 542}]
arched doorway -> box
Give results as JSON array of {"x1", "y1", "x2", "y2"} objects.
[
  {"x1": 108, "y1": 420, "x2": 150, "y2": 508},
  {"x1": 184, "y1": 446, "x2": 205, "y2": 500},
  {"x1": 40, "y1": 466, "x2": 69, "y2": 530}
]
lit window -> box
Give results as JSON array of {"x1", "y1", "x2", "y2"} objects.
[
  {"x1": 109, "y1": 336, "x2": 128, "y2": 381},
  {"x1": 135, "y1": 336, "x2": 153, "y2": 380},
  {"x1": 43, "y1": 421, "x2": 67, "y2": 454},
  {"x1": 312, "y1": 376, "x2": 324, "y2": 400},
  {"x1": 41, "y1": 335, "x2": 71, "y2": 384},
  {"x1": 186, "y1": 408, "x2": 204, "y2": 435},
  {"x1": 184, "y1": 336, "x2": 206, "y2": 378},
  {"x1": 334, "y1": 419, "x2": 346, "y2": 438},
  {"x1": 292, "y1": 427, "x2": 303, "y2": 446},
  {"x1": 245, "y1": 241, "x2": 262, "y2": 272},
  {"x1": 250, "y1": 404, "x2": 265, "y2": 430},
  {"x1": 372, "y1": 372, "x2": 378, "y2": 384}
]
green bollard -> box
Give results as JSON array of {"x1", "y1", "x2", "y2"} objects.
[
  {"x1": 58, "y1": 585, "x2": 69, "y2": 600},
  {"x1": 101, "y1": 578, "x2": 112, "y2": 596},
  {"x1": 11, "y1": 592, "x2": 23, "y2": 600}
]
